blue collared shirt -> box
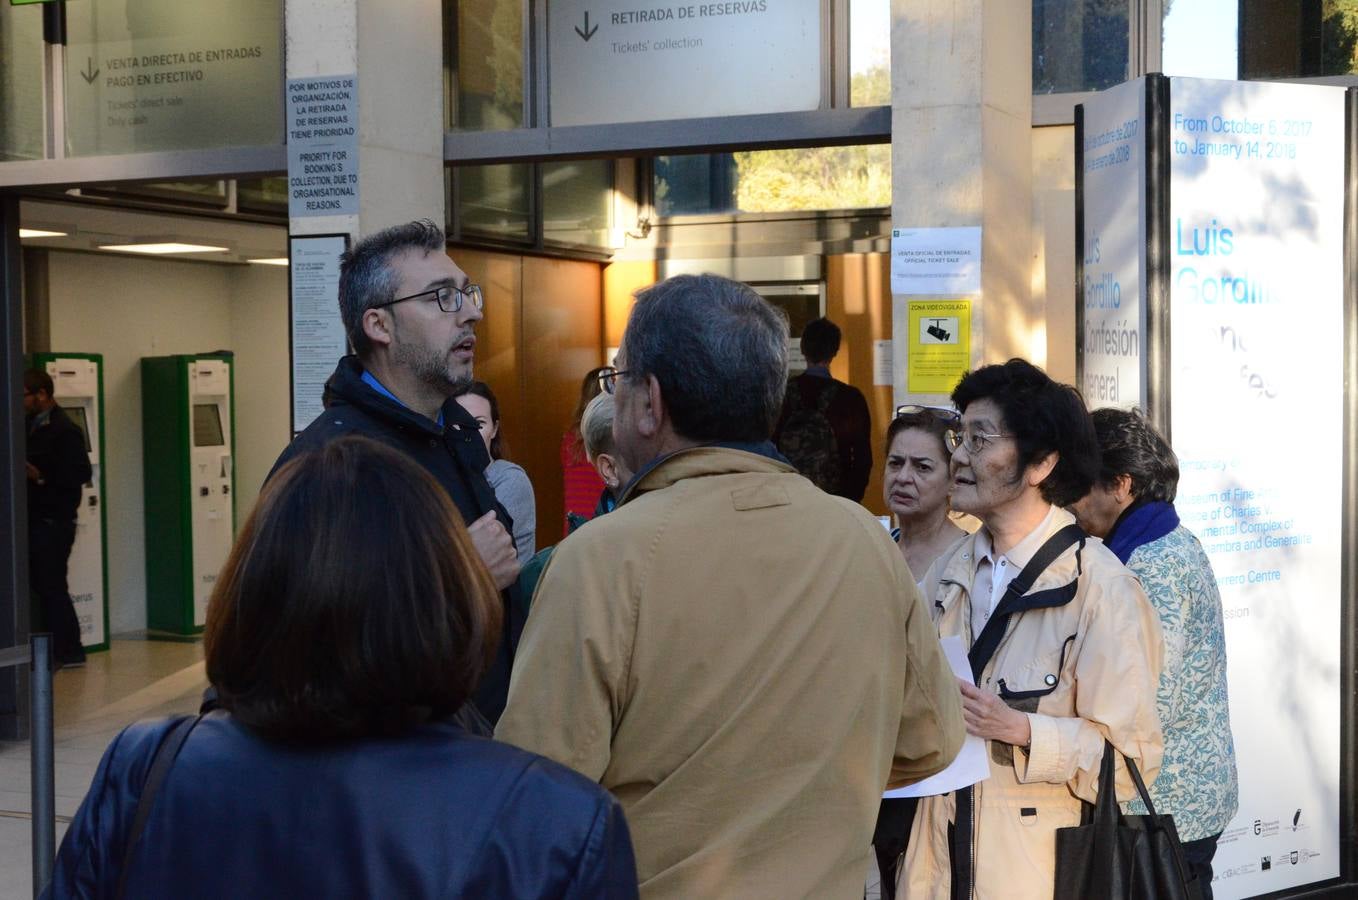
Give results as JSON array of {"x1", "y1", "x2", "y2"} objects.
[{"x1": 361, "y1": 369, "x2": 444, "y2": 427}]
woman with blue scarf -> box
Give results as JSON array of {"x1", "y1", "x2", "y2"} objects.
[{"x1": 1072, "y1": 407, "x2": 1239, "y2": 900}]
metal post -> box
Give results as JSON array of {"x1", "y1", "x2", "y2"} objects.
[
  {"x1": 29, "y1": 633, "x2": 54, "y2": 898},
  {"x1": 41, "y1": 0, "x2": 67, "y2": 161}
]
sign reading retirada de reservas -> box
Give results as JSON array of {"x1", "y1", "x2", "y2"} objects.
[{"x1": 548, "y1": 0, "x2": 820, "y2": 126}]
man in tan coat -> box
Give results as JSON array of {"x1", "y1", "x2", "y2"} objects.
[{"x1": 496, "y1": 274, "x2": 966, "y2": 898}]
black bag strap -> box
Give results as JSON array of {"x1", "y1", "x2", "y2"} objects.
[
  {"x1": 1085, "y1": 739, "x2": 1162, "y2": 823},
  {"x1": 114, "y1": 714, "x2": 202, "y2": 900},
  {"x1": 968, "y1": 523, "x2": 1086, "y2": 682}
]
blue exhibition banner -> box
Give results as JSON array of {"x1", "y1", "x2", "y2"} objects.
[{"x1": 1168, "y1": 77, "x2": 1345, "y2": 899}]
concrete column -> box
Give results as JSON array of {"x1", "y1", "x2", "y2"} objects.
[
  {"x1": 285, "y1": 0, "x2": 445, "y2": 239},
  {"x1": 890, "y1": 0, "x2": 1036, "y2": 387}
]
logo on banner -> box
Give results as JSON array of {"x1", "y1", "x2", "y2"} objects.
[
  {"x1": 1261, "y1": 856, "x2": 1271, "y2": 871},
  {"x1": 919, "y1": 317, "x2": 959, "y2": 345},
  {"x1": 1292, "y1": 808, "x2": 1303, "y2": 831}
]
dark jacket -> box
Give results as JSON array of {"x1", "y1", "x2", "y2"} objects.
[
  {"x1": 772, "y1": 370, "x2": 873, "y2": 502},
  {"x1": 271, "y1": 356, "x2": 525, "y2": 724},
  {"x1": 26, "y1": 405, "x2": 92, "y2": 525},
  {"x1": 45, "y1": 712, "x2": 640, "y2": 899}
]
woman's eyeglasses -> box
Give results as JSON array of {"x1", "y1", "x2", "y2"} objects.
[{"x1": 895, "y1": 404, "x2": 961, "y2": 427}]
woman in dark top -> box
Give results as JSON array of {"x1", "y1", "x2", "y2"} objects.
[{"x1": 46, "y1": 436, "x2": 638, "y2": 899}]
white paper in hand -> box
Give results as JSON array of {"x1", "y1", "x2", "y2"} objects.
[{"x1": 883, "y1": 635, "x2": 990, "y2": 799}]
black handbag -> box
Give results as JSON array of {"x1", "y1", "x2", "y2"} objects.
[{"x1": 1053, "y1": 740, "x2": 1201, "y2": 900}]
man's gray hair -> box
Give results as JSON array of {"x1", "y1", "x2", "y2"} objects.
[
  {"x1": 621, "y1": 274, "x2": 789, "y2": 443},
  {"x1": 338, "y1": 219, "x2": 447, "y2": 359},
  {"x1": 581, "y1": 392, "x2": 616, "y2": 461}
]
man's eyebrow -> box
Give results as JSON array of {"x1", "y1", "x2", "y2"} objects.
[{"x1": 421, "y1": 276, "x2": 464, "y2": 292}]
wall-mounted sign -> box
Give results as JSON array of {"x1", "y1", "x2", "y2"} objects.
[
  {"x1": 890, "y1": 227, "x2": 982, "y2": 295},
  {"x1": 289, "y1": 234, "x2": 349, "y2": 434},
  {"x1": 903, "y1": 298, "x2": 971, "y2": 395},
  {"x1": 63, "y1": 0, "x2": 283, "y2": 156},
  {"x1": 1166, "y1": 77, "x2": 1345, "y2": 900},
  {"x1": 1077, "y1": 77, "x2": 1147, "y2": 410},
  {"x1": 286, "y1": 74, "x2": 359, "y2": 218},
  {"x1": 548, "y1": 0, "x2": 820, "y2": 126}
]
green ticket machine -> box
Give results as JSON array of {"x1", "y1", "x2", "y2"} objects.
[
  {"x1": 28, "y1": 352, "x2": 110, "y2": 652},
  {"x1": 141, "y1": 353, "x2": 235, "y2": 635}
]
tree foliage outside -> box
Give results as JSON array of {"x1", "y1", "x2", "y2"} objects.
[
  {"x1": 1322, "y1": 0, "x2": 1358, "y2": 74},
  {"x1": 729, "y1": 64, "x2": 891, "y2": 213}
]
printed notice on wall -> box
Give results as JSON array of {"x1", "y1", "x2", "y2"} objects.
[
  {"x1": 1167, "y1": 77, "x2": 1345, "y2": 900},
  {"x1": 287, "y1": 75, "x2": 359, "y2": 218},
  {"x1": 890, "y1": 227, "x2": 982, "y2": 295},
  {"x1": 873, "y1": 340, "x2": 893, "y2": 386},
  {"x1": 905, "y1": 299, "x2": 970, "y2": 394},
  {"x1": 290, "y1": 235, "x2": 350, "y2": 433}
]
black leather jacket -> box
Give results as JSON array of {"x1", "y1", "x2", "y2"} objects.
[{"x1": 45, "y1": 712, "x2": 639, "y2": 899}]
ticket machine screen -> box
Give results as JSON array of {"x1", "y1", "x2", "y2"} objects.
[{"x1": 192, "y1": 403, "x2": 225, "y2": 447}]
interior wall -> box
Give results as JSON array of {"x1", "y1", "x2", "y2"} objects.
[
  {"x1": 455, "y1": 247, "x2": 605, "y2": 551},
  {"x1": 227, "y1": 263, "x2": 291, "y2": 519},
  {"x1": 46, "y1": 251, "x2": 289, "y2": 635}
]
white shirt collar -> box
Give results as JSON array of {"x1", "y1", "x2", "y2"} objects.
[{"x1": 975, "y1": 503, "x2": 1058, "y2": 569}]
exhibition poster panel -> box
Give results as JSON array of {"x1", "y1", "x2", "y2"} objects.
[
  {"x1": 1080, "y1": 77, "x2": 1147, "y2": 410},
  {"x1": 1168, "y1": 77, "x2": 1344, "y2": 899}
]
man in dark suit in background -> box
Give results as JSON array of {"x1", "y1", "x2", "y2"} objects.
[{"x1": 24, "y1": 368, "x2": 92, "y2": 668}]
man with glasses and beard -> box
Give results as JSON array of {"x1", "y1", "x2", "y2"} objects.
[
  {"x1": 271, "y1": 219, "x2": 521, "y2": 725},
  {"x1": 496, "y1": 274, "x2": 965, "y2": 898}
]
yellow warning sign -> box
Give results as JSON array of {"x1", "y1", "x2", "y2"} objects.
[{"x1": 907, "y1": 299, "x2": 971, "y2": 394}]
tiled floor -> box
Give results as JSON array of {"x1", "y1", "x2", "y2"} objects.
[{"x1": 0, "y1": 638, "x2": 206, "y2": 900}]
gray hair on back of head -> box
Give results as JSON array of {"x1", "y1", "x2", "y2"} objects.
[
  {"x1": 621, "y1": 274, "x2": 789, "y2": 443},
  {"x1": 581, "y1": 392, "x2": 616, "y2": 462},
  {"x1": 338, "y1": 219, "x2": 447, "y2": 360}
]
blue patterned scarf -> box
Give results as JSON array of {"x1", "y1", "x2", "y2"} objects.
[{"x1": 1104, "y1": 499, "x2": 1180, "y2": 564}]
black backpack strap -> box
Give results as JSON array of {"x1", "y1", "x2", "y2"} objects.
[
  {"x1": 115, "y1": 714, "x2": 202, "y2": 900},
  {"x1": 968, "y1": 523, "x2": 1085, "y2": 682}
]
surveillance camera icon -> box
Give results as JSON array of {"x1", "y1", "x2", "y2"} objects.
[{"x1": 926, "y1": 319, "x2": 951, "y2": 342}]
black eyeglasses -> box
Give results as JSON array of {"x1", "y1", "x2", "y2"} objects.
[
  {"x1": 596, "y1": 367, "x2": 629, "y2": 395},
  {"x1": 373, "y1": 283, "x2": 484, "y2": 314},
  {"x1": 895, "y1": 404, "x2": 960, "y2": 427}
]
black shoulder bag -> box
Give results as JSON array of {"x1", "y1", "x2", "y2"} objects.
[{"x1": 1053, "y1": 739, "x2": 1201, "y2": 900}]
